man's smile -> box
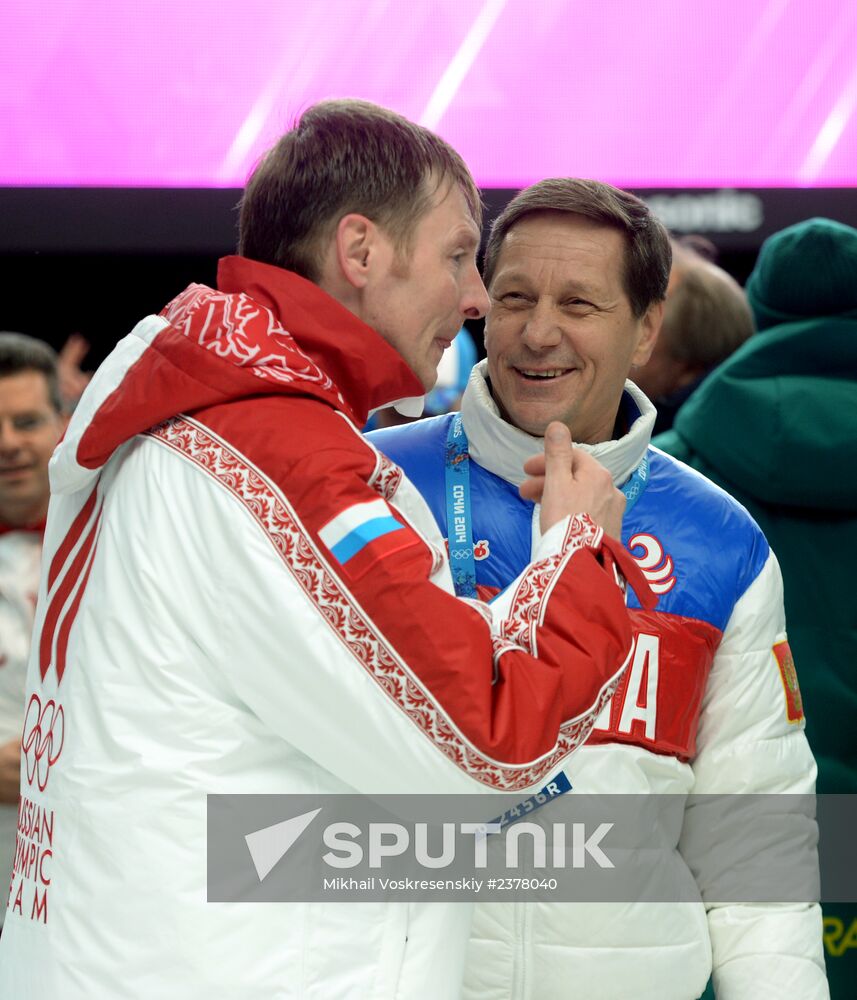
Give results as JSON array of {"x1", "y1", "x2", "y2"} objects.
[{"x1": 513, "y1": 366, "x2": 576, "y2": 382}]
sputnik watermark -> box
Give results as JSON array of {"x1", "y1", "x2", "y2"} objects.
[
  {"x1": 244, "y1": 812, "x2": 614, "y2": 880},
  {"x1": 319, "y1": 820, "x2": 613, "y2": 870}
]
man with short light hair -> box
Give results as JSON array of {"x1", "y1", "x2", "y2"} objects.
[
  {"x1": 371, "y1": 176, "x2": 828, "y2": 1000},
  {"x1": 0, "y1": 104, "x2": 644, "y2": 998}
]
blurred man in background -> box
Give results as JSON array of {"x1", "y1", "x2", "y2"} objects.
[
  {"x1": 655, "y1": 216, "x2": 857, "y2": 999},
  {"x1": 0, "y1": 334, "x2": 66, "y2": 930},
  {"x1": 633, "y1": 239, "x2": 754, "y2": 435},
  {"x1": 371, "y1": 178, "x2": 828, "y2": 1000}
]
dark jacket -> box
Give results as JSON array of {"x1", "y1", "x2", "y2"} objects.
[{"x1": 655, "y1": 217, "x2": 857, "y2": 997}]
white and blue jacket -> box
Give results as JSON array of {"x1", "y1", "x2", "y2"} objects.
[{"x1": 368, "y1": 361, "x2": 828, "y2": 1000}]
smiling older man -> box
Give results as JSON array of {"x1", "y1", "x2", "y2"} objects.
[{"x1": 369, "y1": 178, "x2": 828, "y2": 1000}]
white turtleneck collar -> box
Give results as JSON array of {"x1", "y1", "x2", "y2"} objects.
[{"x1": 459, "y1": 359, "x2": 656, "y2": 488}]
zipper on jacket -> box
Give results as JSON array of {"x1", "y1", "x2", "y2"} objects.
[
  {"x1": 511, "y1": 903, "x2": 532, "y2": 999},
  {"x1": 390, "y1": 904, "x2": 410, "y2": 999}
]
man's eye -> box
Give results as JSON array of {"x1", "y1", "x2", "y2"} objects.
[{"x1": 13, "y1": 416, "x2": 45, "y2": 431}]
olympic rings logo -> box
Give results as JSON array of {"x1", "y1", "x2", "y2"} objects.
[{"x1": 21, "y1": 694, "x2": 65, "y2": 791}]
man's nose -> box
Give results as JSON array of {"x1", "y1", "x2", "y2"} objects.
[
  {"x1": 461, "y1": 265, "x2": 491, "y2": 320},
  {"x1": 521, "y1": 302, "x2": 563, "y2": 351},
  {"x1": 0, "y1": 421, "x2": 23, "y2": 454}
]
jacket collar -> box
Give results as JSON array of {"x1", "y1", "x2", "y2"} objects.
[
  {"x1": 217, "y1": 256, "x2": 424, "y2": 425},
  {"x1": 459, "y1": 360, "x2": 655, "y2": 488}
]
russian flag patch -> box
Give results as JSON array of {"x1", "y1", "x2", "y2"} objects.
[
  {"x1": 773, "y1": 640, "x2": 804, "y2": 724},
  {"x1": 319, "y1": 498, "x2": 412, "y2": 578}
]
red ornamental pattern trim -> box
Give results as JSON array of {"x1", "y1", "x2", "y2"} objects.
[
  {"x1": 145, "y1": 415, "x2": 614, "y2": 789},
  {"x1": 501, "y1": 514, "x2": 603, "y2": 657},
  {"x1": 556, "y1": 674, "x2": 623, "y2": 751},
  {"x1": 368, "y1": 450, "x2": 404, "y2": 502},
  {"x1": 565, "y1": 513, "x2": 604, "y2": 551},
  {"x1": 161, "y1": 285, "x2": 347, "y2": 407}
]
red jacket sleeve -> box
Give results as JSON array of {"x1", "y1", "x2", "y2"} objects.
[
  {"x1": 191, "y1": 398, "x2": 643, "y2": 791},
  {"x1": 284, "y1": 441, "x2": 639, "y2": 790}
]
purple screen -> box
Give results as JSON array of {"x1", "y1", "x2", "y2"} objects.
[{"x1": 4, "y1": 0, "x2": 856, "y2": 188}]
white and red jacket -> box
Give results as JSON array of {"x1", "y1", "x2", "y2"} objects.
[
  {"x1": 370, "y1": 363, "x2": 829, "y2": 1000},
  {"x1": 0, "y1": 525, "x2": 42, "y2": 924},
  {"x1": 0, "y1": 258, "x2": 648, "y2": 1000}
]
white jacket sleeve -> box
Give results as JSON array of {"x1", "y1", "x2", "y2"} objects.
[{"x1": 680, "y1": 551, "x2": 829, "y2": 998}]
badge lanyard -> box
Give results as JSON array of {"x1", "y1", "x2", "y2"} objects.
[
  {"x1": 444, "y1": 414, "x2": 649, "y2": 599},
  {"x1": 444, "y1": 414, "x2": 478, "y2": 598},
  {"x1": 621, "y1": 452, "x2": 649, "y2": 512}
]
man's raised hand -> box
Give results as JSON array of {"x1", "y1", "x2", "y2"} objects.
[{"x1": 520, "y1": 422, "x2": 625, "y2": 539}]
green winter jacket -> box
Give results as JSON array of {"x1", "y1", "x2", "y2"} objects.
[{"x1": 655, "y1": 218, "x2": 857, "y2": 997}]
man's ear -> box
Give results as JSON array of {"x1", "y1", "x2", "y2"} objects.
[
  {"x1": 631, "y1": 300, "x2": 664, "y2": 367},
  {"x1": 334, "y1": 213, "x2": 381, "y2": 290}
]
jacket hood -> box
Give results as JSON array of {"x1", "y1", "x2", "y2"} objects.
[
  {"x1": 50, "y1": 256, "x2": 423, "y2": 496},
  {"x1": 669, "y1": 314, "x2": 857, "y2": 510}
]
